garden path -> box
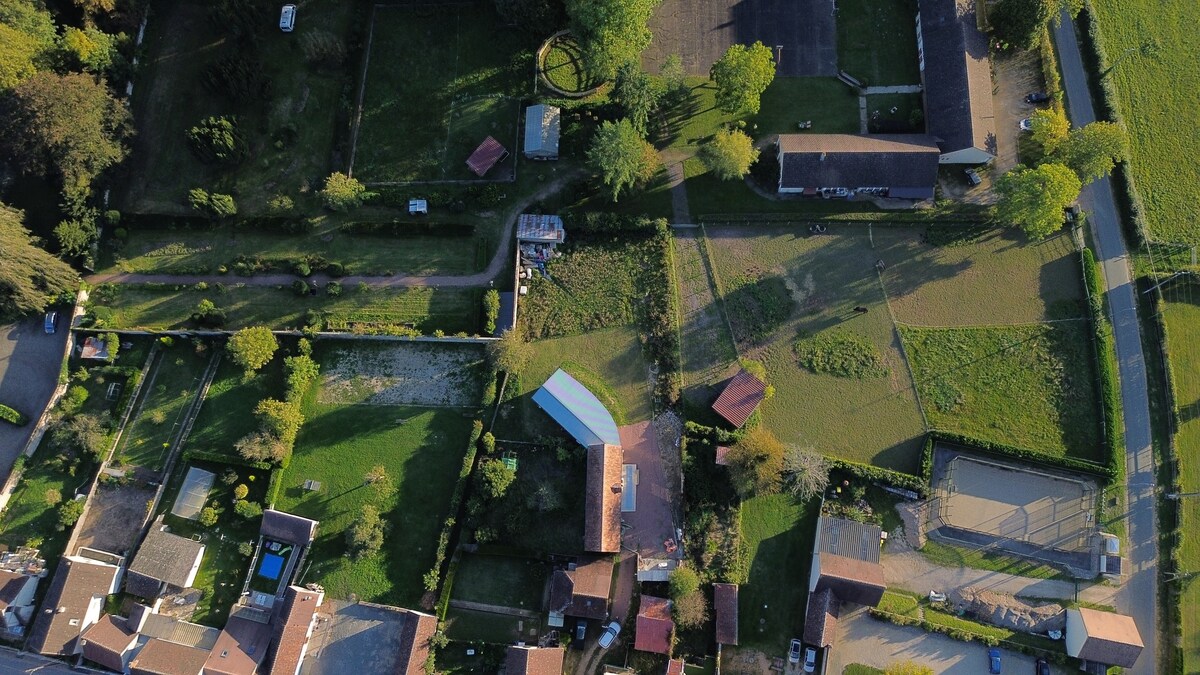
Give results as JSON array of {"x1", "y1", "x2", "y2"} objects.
[
  {"x1": 86, "y1": 173, "x2": 580, "y2": 290},
  {"x1": 659, "y1": 148, "x2": 693, "y2": 225}
]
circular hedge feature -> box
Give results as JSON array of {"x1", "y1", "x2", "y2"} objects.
[{"x1": 538, "y1": 33, "x2": 603, "y2": 97}]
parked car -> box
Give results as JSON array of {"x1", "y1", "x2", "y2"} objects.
[
  {"x1": 964, "y1": 168, "x2": 982, "y2": 186},
  {"x1": 1019, "y1": 118, "x2": 1034, "y2": 132},
  {"x1": 1025, "y1": 91, "x2": 1051, "y2": 104},
  {"x1": 598, "y1": 621, "x2": 621, "y2": 649},
  {"x1": 928, "y1": 590, "x2": 948, "y2": 603},
  {"x1": 1035, "y1": 657, "x2": 1050, "y2": 675},
  {"x1": 44, "y1": 311, "x2": 57, "y2": 334},
  {"x1": 803, "y1": 647, "x2": 817, "y2": 673},
  {"x1": 279, "y1": 4, "x2": 296, "y2": 32},
  {"x1": 788, "y1": 639, "x2": 802, "y2": 664},
  {"x1": 988, "y1": 648, "x2": 1002, "y2": 674}
]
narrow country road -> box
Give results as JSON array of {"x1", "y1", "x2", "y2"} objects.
[
  {"x1": 1053, "y1": 13, "x2": 1158, "y2": 674},
  {"x1": 86, "y1": 173, "x2": 580, "y2": 289}
]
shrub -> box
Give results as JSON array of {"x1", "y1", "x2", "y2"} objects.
[
  {"x1": 795, "y1": 331, "x2": 887, "y2": 378},
  {"x1": 347, "y1": 504, "x2": 385, "y2": 558},
  {"x1": 293, "y1": 260, "x2": 312, "y2": 277},
  {"x1": 480, "y1": 432, "x2": 496, "y2": 454},
  {"x1": 292, "y1": 280, "x2": 309, "y2": 296},
  {"x1": 226, "y1": 326, "x2": 278, "y2": 375},
  {"x1": 233, "y1": 484, "x2": 249, "y2": 500},
  {"x1": 198, "y1": 506, "x2": 219, "y2": 527},
  {"x1": 238, "y1": 541, "x2": 254, "y2": 557},
  {"x1": 325, "y1": 281, "x2": 342, "y2": 297},
  {"x1": 186, "y1": 115, "x2": 248, "y2": 164},
  {"x1": 234, "y1": 499, "x2": 263, "y2": 519},
  {"x1": 483, "y1": 289, "x2": 500, "y2": 334},
  {"x1": 320, "y1": 172, "x2": 373, "y2": 211},
  {"x1": 668, "y1": 565, "x2": 700, "y2": 599},
  {"x1": 268, "y1": 194, "x2": 294, "y2": 213},
  {"x1": 0, "y1": 404, "x2": 30, "y2": 426},
  {"x1": 56, "y1": 498, "x2": 85, "y2": 530},
  {"x1": 326, "y1": 261, "x2": 345, "y2": 277}
]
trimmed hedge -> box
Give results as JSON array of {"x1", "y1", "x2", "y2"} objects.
[
  {"x1": 0, "y1": 403, "x2": 28, "y2": 426},
  {"x1": 930, "y1": 431, "x2": 1113, "y2": 480},
  {"x1": 827, "y1": 457, "x2": 926, "y2": 497},
  {"x1": 121, "y1": 213, "x2": 216, "y2": 230},
  {"x1": 237, "y1": 216, "x2": 314, "y2": 234},
  {"x1": 338, "y1": 221, "x2": 475, "y2": 237},
  {"x1": 266, "y1": 468, "x2": 284, "y2": 506},
  {"x1": 1080, "y1": 248, "x2": 1124, "y2": 479},
  {"x1": 182, "y1": 449, "x2": 273, "y2": 471},
  {"x1": 423, "y1": 419, "x2": 484, "y2": 595}
]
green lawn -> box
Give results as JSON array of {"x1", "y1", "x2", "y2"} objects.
[
  {"x1": 449, "y1": 553, "x2": 548, "y2": 610},
  {"x1": 865, "y1": 92, "x2": 924, "y2": 134},
  {"x1": 1161, "y1": 284, "x2": 1200, "y2": 668},
  {"x1": 157, "y1": 461, "x2": 271, "y2": 626},
  {"x1": 918, "y1": 540, "x2": 1070, "y2": 581},
  {"x1": 835, "y1": 0, "x2": 920, "y2": 85},
  {"x1": 87, "y1": 283, "x2": 482, "y2": 335},
  {"x1": 541, "y1": 35, "x2": 600, "y2": 93},
  {"x1": 275, "y1": 398, "x2": 473, "y2": 606},
  {"x1": 114, "y1": 346, "x2": 211, "y2": 472},
  {"x1": 185, "y1": 356, "x2": 286, "y2": 461},
  {"x1": 0, "y1": 456, "x2": 96, "y2": 567},
  {"x1": 876, "y1": 589, "x2": 922, "y2": 618},
  {"x1": 877, "y1": 228, "x2": 1086, "y2": 326},
  {"x1": 738, "y1": 493, "x2": 818, "y2": 652},
  {"x1": 353, "y1": 4, "x2": 529, "y2": 182},
  {"x1": 444, "y1": 607, "x2": 530, "y2": 644},
  {"x1": 1089, "y1": 0, "x2": 1200, "y2": 243},
  {"x1": 900, "y1": 323, "x2": 1104, "y2": 461},
  {"x1": 674, "y1": 229, "x2": 738, "y2": 413},
  {"x1": 124, "y1": 0, "x2": 357, "y2": 214},
  {"x1": 704, "y1": 225, "x2": 927, "y2": 471}
]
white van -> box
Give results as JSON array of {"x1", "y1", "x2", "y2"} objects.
[{"x1": 279, "y1": 4, "x2": 296, "y2": 32}]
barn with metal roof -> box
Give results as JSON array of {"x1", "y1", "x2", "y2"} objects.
[{"x1": 532, "y1": 369, "x2": 621, "y2": 448}]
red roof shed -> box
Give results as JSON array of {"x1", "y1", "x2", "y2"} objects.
[
  {"x1": 466, "y1": 136, "x2": 508, "y2": 176},
  {"x1": 712, "y1": 370, "x2": 767, "y2": 428}
]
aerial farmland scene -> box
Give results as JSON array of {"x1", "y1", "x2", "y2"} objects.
[{"x1": 0, "y1": 0, "x2": 1193, "y2": 673}]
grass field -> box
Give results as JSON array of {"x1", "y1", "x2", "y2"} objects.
[
  {"x1": 900, "y1": 323, "x2": 1104, "y2": 461},
  {"x1": 276, "y1": 398, "x2": 473, "y2": 606},
  {"x1": 114, "y1": 347, "x2": 210, "y2": 472},
  {"x1": 738, "y1": 493, "x2": 817, "y2": 652},
  {"x1": 674, "y1": 230, "x2": 738, "y2": 412},
  {"x1": 704, "y1": 225, "x2": 926, "y2": 471},
  {"x1": 185, "y1": 356, "x2": 286, "y2": 461},
  {"x1": 124, "y1": 0, "x2": 357, "y2": 214},
  {"x1": 0, "y1": 456, "x2": 96, "y2": 566},
  {"x1": 1161, "y1": 284, "x2": 1200, "y2": 668},
  {"x1": 1089, "y1": 0, "x2": 1200, "y2": 243},
  {"x1": 87, "y1": 283, "x2": 481, "y2": 335},
  {"x1": 835, "y1": 0, "x2": 920, "y2": 85},
  {"x1": 450, "y1": 553, "x2": 548, "y2": 609},
  {"x1": 100, "y1": 223, "x2": 489, "y2": 277},
  {"x1": 353, "y1": 4, "x2": 529, "y2": 182},
  {"x1": 877, "y1": 228, "x2": 1086, "y2": 326},
  {"x1": 865, "y1": 92, "x2": 924, "y2": 134},
  {"x1": 541, "y1": 35, "x2": 600, "y2": 93},
  {"x1": 444, "y1": 607, "x2": 531, "y2": 644}
]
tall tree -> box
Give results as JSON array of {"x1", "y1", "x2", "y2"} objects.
[
  {"x1": 1028, "y1": 107, "x2": 1069, "y2": 155},
  {"x1": 226, "y1": 326, "x2": 279, "y2": 375},
  {"x1": 1, "y1": 72, "x2": 132, "y2": 197},
  {"x1": 659, "y1": 54, "x2": 689, "y2": 107},
  {"x1": 0, "y1": 204, "x2": 78, "y2": 319},
  {"x1": 53, "y1": 218, "x2": 97, "y2": 257},
  {"x1": 782, "y1": 445, "x2": 830, "y2": 502},
  {"x1": 990, "y1": 0, "x2": 1054, "y2": 51},
  {"x1": 0, "y1": 23, "x2": 40, "y2": 89},
  {"x1": 320, "y1": 172, "x2": 372, "y2": 211},
  {"x1": 566, "y1": 0, "x2": 659, "y2": 81},
  {"x1": 700, "y1": 128, "x2": 759, "y2": 180},
  {"x1": 587, "y1": 118, "x2": 659, "y2": 201},
  {"x1": 710, "y1": 42, "x2": 775, "y2": 115},
  {"x1": 995, "y1": 163, "x2": 1081, "y2": 240},
  {"x1": 1063, "y1": 121, "x2": 1126, "y2": 183},
  {"x1": 613, "y1": 61, "x2": 661, "y2": 137},
  {"x1": 489, "y1": 325, "x2": 533, "y2": 374},
  {"x1": 726, "y1": 426, "x2": 785, "y2": 498}
]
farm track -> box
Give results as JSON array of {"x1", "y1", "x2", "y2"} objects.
[{"x1": 87, "y1": 173, "x2": 580, "y2": 291}]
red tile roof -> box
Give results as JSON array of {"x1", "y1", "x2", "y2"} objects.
[
  {"x1": 665, "y1": 659, "x2": 685, "y2": 675},
  {"x1": 129, "y1": 638, "x2": 211, "y2": 675},
  {"x1": 713, "y1": 583, "x2": 738, "y2": 645},
  {"x1": 711, "y1": 370, "x2": 766, "y2": 428},
  {"x1": 395, "y1": 609, "x2": 438, "y2": 675},
  {"x1": 585, "y1": 444, "x2": 623, "y2": 553},
  {"x1": 466, "y1": 136, "x2": 508, "y2": 177},
  {"x1": 634, "y1": 595, "x2": 674, "y2": 655},
  {"x1": 714, "y1": 446, "x2": 732, "y2": 466},
  {"x1": 268, "y1": 586, "x2": 323, "y2": 675},
  {"x1": 505, "y1": 645, "x2": 565, "y2": 675},
  {"x1": 81, "y1": 615, "x2": 136, "y2": 672}
]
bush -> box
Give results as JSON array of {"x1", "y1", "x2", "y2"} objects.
[
  {"x1": 320, "y1": 172, "x2": 374, "y2": 211},
  {"x1": 198, "y1": 506, "x2": 219, "y2": 527},
  {"x1": 57, "y1": 498, "x2": 85, "y2": 530},
  {"x1": 326, "y1": 261, "x2": 346, "y2": 277},
  {"x1": 59, "y1": 385, "x2": 90, "y2": 416},
  {"x1": 293, "y1": 260, "x2": 312, "y2": 277},
  {"x1": 292, "y1": 280, "x2": 309, "y2": 296},
  {"x1": 347, "y1": 504, "x2": 385, "y2": 558},
  {"x1": 668, "y1": 565, "x2": 700, "y2": 599},
  {"x1": 233, "y1": 484, "x2": 249, "y2": 500},
  {"x1": 480, "y1": 432, "x2": 496, "y2": 454},
  {"x1": 483, "y1": 289, "x2": 500, "y2": 334},
  {"x1": 0, "y1": 403, "x2": 30, "y2": 426},
  {"x1": 795, "y1": 331, "x2": 888, "y2": 379},
  {"x1": 234, "y1": 499, "x2": 263, "y2": 519},
  {"x1": 325, "y1": 281, "x2": 342, "y2": 297},
  {"x1": 186, "y1": 115, "x2": 248, "y2": 164}
]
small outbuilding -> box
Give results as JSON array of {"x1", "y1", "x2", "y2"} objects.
[
  {"x1": 548, "y1": 556, "x2": 614, "y2": 625},
  {"x1": 711, "y1": 369, "x2": 767, "y2": 428},
  {"x1": 125, "y1": 520, "x2": 205, "y2": 600},
  {"x1": 713, "y1": 583, "x2": 738, "y2": 646},
  {"x1": 523, "y1": 104, "x2": 561, "y2": 159},
  {"x1": 466, "y1": 136, "x2": 509, "y2": 177},
  {"x1": 532, "y1": 369, "x2": 621, "y2": 448},
  {"x1": 506, "y1": 645, "x2": 565, "y2": 675},
  {"x1": 1065, "y1": 607, "x2": 1144, "y2": 670},
  {"x1": 80, "y1": 336, "x2": 111, "y2": 361},
  {"x1": 634, "y1": 595, "x2": 674, "y2": 655},
  {"x1": 517, "y1": 214, "x2": 566, "y2": 246}
]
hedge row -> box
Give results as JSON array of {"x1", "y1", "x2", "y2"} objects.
[
  {"x1": 423, "y1": 419, "x2": 484, "y2": 595},
  {"x1": 1039, "y1": 28, "x2": 1064, "y2": 104},
  {"x1": 928, "y1": 431, "x2": 1114, "y2": 480},
  {"x1": 870, "y1": 608, "x2": 1070, "y2": 664},
  {"x1": 181, "y1": 449, "x2": 272, "y2": 471},
  {"x1": 827, "y1": 457, "x2": 926, "y2": 497},
  {"x1": 0, "y1": 404, "x2": 28, "y2": 426},
  {"x1": 266, "y1": 468, "x2": 284, "y2": 507},
  {"x1": 1076, "y1": 3, "x2": 1148, "y2": 247},
  {"x1": 337, "y1": 221, "x2": 475, "y2": 237},
  {"x1": 1080, "y1": 248, "x2": 1125, "y2": 479}
]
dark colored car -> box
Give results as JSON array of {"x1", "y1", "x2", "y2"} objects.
[
  {"x1": 988, "y1": 648, "x2": 1002, "y2": 674},
  {"x1": 1025, "y1": 91, "x2": 1051, "y2": 104},
  {"x1": 1035, "y1": 657, "x2": 1050, "y2": 675},
  {"x1": 573, "y1": 621, "x2": 586, "y2": 648}
]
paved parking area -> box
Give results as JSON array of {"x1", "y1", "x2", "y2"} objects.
[
  {"x1": 643, "y1": 0, "x2": 838, "y2": 76},
  {"x1": 827, "y1": 606, "x2": 1058, "y2": 674},
  {"x1": 0, "y1": 316, "x2": 69, "y2": 474},
  {"x1": 301, "y1": 601, "x2": 407, "y2": 675}
]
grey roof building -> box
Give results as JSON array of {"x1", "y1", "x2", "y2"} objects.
[
  {"x1": 27, "y1": 554, "x2": 123, "y2": 657},
  {"x1": 776, "y1": 134, "x2": 942, "y2": 199},
  {"x1": 260, "y1": 510, "x2": 318, "y2": 546},
  {"x1": 917, "y1": 0, "x2": 996, "y2": 163},
  {"x1": 126, "y1": 521, "x2": 205, "y2": 599},
  {"x1": 523, "y1": 104, "x2": 561, "y2": 159}
]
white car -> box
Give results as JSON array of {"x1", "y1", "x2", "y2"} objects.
[
  {"x1": 598, "y1": 620, "x2": 621, "y2": 649},
  {"x1": 279, "y1": 4, "x2": 296, "y2": 32},
  {"x1": 803, "y1": 647, "x2": 817, "y2": 673},
  {"x1": 788, "y1": 639, "x2": 802, "y2": 664},
  {"x1": 1019, "y1": 117, "x2": 1034, "y2": 132}
]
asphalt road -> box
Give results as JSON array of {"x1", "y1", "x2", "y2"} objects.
[
  {"x1": 1053, "y1": 13, "x2": 1158, "y2": 675},
  {"x1": 0, "y1": 648, "x2": 75, "y2": 674},
  {"x1": 0, "y1": 315, "x2": 69, "y2": 474}
]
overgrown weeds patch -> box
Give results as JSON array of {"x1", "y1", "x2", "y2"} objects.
[{"x1": 794, "y1": 331, "x2": 887, "y2": 379}]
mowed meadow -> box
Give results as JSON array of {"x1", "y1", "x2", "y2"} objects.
[{"x1": 1089, "y1": 0, "x2": 1200, "y2": 243}]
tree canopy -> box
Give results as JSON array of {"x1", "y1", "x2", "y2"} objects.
[
  {"x1": 478, "y1": 459, "x2": 517, "y2": 500},
  {"x1": 587, "y1": 118, "x2": 659, "y2": 201},
  {"x1": 700, "y1": 128, "x2": 760, "y2": 180},
  {"x1": 1, "y1": 71, "x2": 131, "y2": 198},
  {"x1": 0, "y1": 204, "x2": 78, "y2": 319},
  {"x1": 995, "y1": 163, "x2": 1081, "y2": 239},
  {"x1": 782, "y1": 445, "x2": 830, "y2": 501},
  {"x1": 1029, "y1": 107, "x2": 1069, "y2": 155},
  {"x1": 227, "y1": 326, "x2": 279, "y2": 375},
  {"x1": 566, "y1": 0, "x2": 659, "y2": 81},
  {"x1": 726, "y1": 425, "x2": 785, "y2": 498},
  {"x1": 990, "y1": 0, "x2": 1054, "y2": 50},
  {"x1": 613, "y1": 61, "x2": 661, "y2": 136},
  {"x1": 320, "y1": 172, "x2": 372, "y2": 211},
  {"x1": 711, "y1": 42, "x2": 776, "y2": 115},
  {"x1": 1063, "y1": 121, "x2": 1126, "y2": 183}
]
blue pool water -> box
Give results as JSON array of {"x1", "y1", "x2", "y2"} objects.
[{"x1": 258, "y1": 552, "x2": 284, "y2": 580}]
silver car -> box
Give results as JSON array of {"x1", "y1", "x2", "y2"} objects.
[{"x1": 598, "y1": 620, "x2": 621, "y2": 649}]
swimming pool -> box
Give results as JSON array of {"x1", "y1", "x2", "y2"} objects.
[{"x1": 258, "y1": 552, "x2": 285, "y2": 580}]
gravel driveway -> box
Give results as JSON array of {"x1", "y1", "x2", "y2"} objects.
[
  {"x1": 826, "y1": 605, "x2": 1056, "y2": 674},
  {"x1": 0, "y1": 315, "x2": 69, "y2": 475}
]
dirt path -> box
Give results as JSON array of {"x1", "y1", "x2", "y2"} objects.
[
  {"x1": 88, "y1": 173, "x2": 580, "y2": 290},
  {"x1": 659, "y1": 149, "x2": 692, "y2": 225},
  {"x1": 574, "y1": 550, "x2": 636, "y2": 675}
]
